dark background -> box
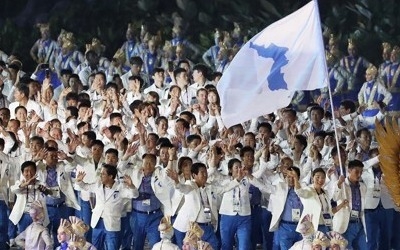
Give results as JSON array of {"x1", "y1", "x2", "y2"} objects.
[{"x1": 1, "y1": 0, "x2": 399, "y2": 72}]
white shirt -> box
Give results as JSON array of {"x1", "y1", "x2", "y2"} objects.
[{"x1": 9, "y1": 99, "x2": 43, "y2": 119}]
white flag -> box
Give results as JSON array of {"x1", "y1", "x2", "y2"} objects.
[{"x1": 217, "y1": 0, "x2": 328, "y2": 127}]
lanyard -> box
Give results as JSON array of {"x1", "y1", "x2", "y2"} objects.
[
  {"x1": 26, "y1": 185, "x2": 37, "y2": 203},
  {"x1": 199, "y1": 188, "x2": 210, "y2": 209},
  {"x1": 233, "y1": 186, "x2": 241, "y2": 203},
  {"x1": 316, "y1": 189, "x2": 329, "y2": 213}
]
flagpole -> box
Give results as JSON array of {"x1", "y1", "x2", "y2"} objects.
[{"x1": 313, "y1": 0, "x2": 345, "y2": 177}]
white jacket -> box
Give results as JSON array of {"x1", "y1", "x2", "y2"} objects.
[{"x1": 78, "y1": 180, "x2": 138, "y2": 231}]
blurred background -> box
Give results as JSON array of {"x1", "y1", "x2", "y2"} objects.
[{"x1": 1, "y1": 0, "x2": 400, "y2": 72}]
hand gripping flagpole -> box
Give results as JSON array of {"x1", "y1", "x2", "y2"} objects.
[
  {"x1": 313, "y1": 0, "x2": 347, "y2": 203},
  {"x1": 313, "y1": 0, "x2": 344, "y2": 177}
]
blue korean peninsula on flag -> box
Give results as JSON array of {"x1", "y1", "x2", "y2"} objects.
[{"x1": 217, "y1": 0, "x2": 328, "y2": 127}]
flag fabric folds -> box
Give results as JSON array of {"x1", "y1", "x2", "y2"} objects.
[{"x1": 217, "y1": 0, "x2": 328, "y2": 128}]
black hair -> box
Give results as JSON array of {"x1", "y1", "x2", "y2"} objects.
[
  {"x1": 78, "y1": 93, "x2": 91, "y2": 102},
  {"x1": 348, "y1": 159, "x2": 364, "y2": 169},
  {"x1": 129, "y1": 100, "x2": 143, "y2": 113},
  {"x1": 192, "y1": 64, "x2": 209, "y2": 78},
  {"x1": 30, "y1": 136, "x2": 44, "y2": 146},
  {"x1": 312, "y1": 167, "x2": 326, "y2": 177},
  {"x1": 356, "y1": 128, "x2": 371, "y2": 138},
  {"x1": 110, "y1": 112, "x2": 123, "y2": 121},
  {"x1": 257, "y1": 122, "x2": 272, "y2": 133},
  {"x1": 178, "y1": 156, "x2": 193, "y2": 174},
  {"x1": 173, "y1": 67, "x2": 187, "y2": 80},
  {"x1": 227, "y1": 158, "x2": 241, "y2": 176},
  {"x1": 129, "y1": 56, "x2": 144, "y2": 66},
  {"x1": 128, "y1": 75, "x2": 144, "y2": 89},
  {"x1": 105, "y1": 82, "x2": 118, "y2": 91},
  {"x1": 16, "y1": 83, "x2": 29, "y2": 98},
  {"x1": 191, "y1": 162, "x2": 207, "y2": 175},
  {"x1": 240, "y1": 146, "x2": 255, "y2": 157},
  {"x1": 187, "y1": 134, "x2": 201, "y2": 144},
  {"x1": 77, "y1": 122, "x2": 91, "y2": 131},
  {"x1": 288, "y1": 166, "x2": 301, "y2": 180},
  {"x1": 105, "y1": 148, "x2": 118, "y2": 158},
  {"x1": 211, "y1": 71, "x2": 222, "y2": 81},
  {"x1": 92, "y1": 139, "x2": 105, "y2": 149},
  {"x1": 152, "y1": 67, "x2": 165, "y2": 75},
  {"x1": 142, "y1": 153, "x2": 157, "y2": 164},
  {"x1": 21, "y1": 161, "x2": 37, "y2": 172},
  {"x1": 310, "y1": 106, "x2": 324, "y2": 116},
  {"x1": 155, "y1": 116, "x2": 168, "y2": 125},
  {"x1": 7, "y1": 131, "x2": 19, "y2": 153},
  {"x1": 102, "y1": 164, "x2": 118, "y2": 179},
  {"x1": 78, "y1": 100, "x2": 91, "y2": 109},
  {"x1": 314, "y1": 131, "x2": 327, "y2": 139},
  {"x1": 175, "y1": 118, "x2": 190, "y2": 130},
  {"x1": 44, "y1": 139, "x2": 58, "y2": 150},
  {"x1": 66, "y1": 92, "x2": 79, "y2": 101},
  {"x1": 179, "y1": 111, "x2": 195, "y2": 122},
  {"x1": 282, "y1": 108, "x2": 296, "y2": 117},
  {"x1": 331, "y1": 146, "x2": 345, "y2": 158},
  {"x1": 108, "y1": 125, "x2": 122, "y2": 136},
  {"x1": 83, "y1": 131, "x2": 96, "y2": 142},
  {"x1": 340, "y1": 100, "x2": 356, "y2": 113},
  {"x1": 66, "y1": 106, "x2": 79, "y2": 118},
  {"x1": 60, "y1": 69, "x2": 72, "y2": 76},
  {"x1": 158, "y1": 138, "x2": 173, "y2": 148},
  {"x1": 295, "y1": 134, "x2": 307, "y2": 151}
]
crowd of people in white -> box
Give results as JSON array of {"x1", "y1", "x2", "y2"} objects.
[{"x1": 0, "y1": 16, "x2": 399, "y2": 250}]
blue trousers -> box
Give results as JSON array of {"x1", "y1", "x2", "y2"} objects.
[
  {"x1": 130, "y1": 210, "x2": 162, "y2": 250},
  {"x1": 276, "y1": 221, "x2": 302, "y2": 250},
  {"x1": 171, "y1": 215, "x2": 185, "y2": 248},
  {"x1": 17, "y1": 213, "x2": 33, "y2": 234},
  {"x1": 0, "y1": 201, "x2": 9, "y2": 246},
  {"x1": 365, "y1": 207, "x2": 393, "y2": 250},
  {"x1": 317, "y1": 224, "x2": 330, "y2": 234},
  {"x1": 79, "y1": 197, "x2": 93, "y2": 240},
  {"x1": 198, "y1": 223, "x2": 220, "y2": 250},
  {"x1": 174, "y1": 228, "x2": 186, "y2": 249},
  {"x1": 251, "y1": 205, "x2": 263, "y2": 250},
  {"x1": 92, "y1": 218, "x2": 120, "y2": 250},
  {"x1": 46, "y1": 204, "x2": 68, "y2": 247},
  {"x1": 261, "y1": 208, "x2": 274, "y2": 250},
  {"x1": 343, "y1": 221, "x2": 367, "y2": 250},
  {"x1": 220, "y1": 214, "x2": 251, "y2": 250},
  {"x1": 392, "y1": 210, "x2": 400, "y2": 250},
  {"x1": 120, "y1": 212, "x2": 133, "y2": 250}
]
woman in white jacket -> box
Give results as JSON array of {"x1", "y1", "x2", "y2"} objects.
[{"x1": 289, "y1": 167, "x2": 333, "y2": 234}]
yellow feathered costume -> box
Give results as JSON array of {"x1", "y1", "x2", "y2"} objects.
[{"x1": 375, "y1": 117, "x2": 400, "y2": 207}]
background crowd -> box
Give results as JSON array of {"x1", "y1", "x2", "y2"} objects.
[{"x1": 0, "y1": 1, "x2": 400, "y2": 250}]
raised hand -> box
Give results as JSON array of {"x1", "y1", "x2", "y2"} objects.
[
  {"x1": 123, "y1": 175, "x2": 134, "y2": 188},
  {"x1": 337, "y1": 175, "x2": 346, "y2": 187},
  {"x1": 58, "y1": 150, "x2": 68, "y2": 160},
  {"x1": 20, "y1": 174, "x2": 37, "y2": 188},
  {"x1": 166, "y1": 168, "x2": 179, "y2": 183},
  {"x1": 76, "y1": 171, "x2": 86, "y2": 182},
  {"x1": 22, "y1": 124, "x2": 32, "y2": 137},
  {"x1": 123, "y1": 143, "x2": 139, "y2": 160},
  {"x1": 33, "y1": 148, "x2": 47, "y2": 162},
  {"x1": 68, "y1": 137, "x2": 80, "y2": 153},
  {"x1": 236, "y1": 166, "x2": 246, "y2": 181},
  {"x1": 168, "y1": 146, "x2": 177, "y2": 160}
]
